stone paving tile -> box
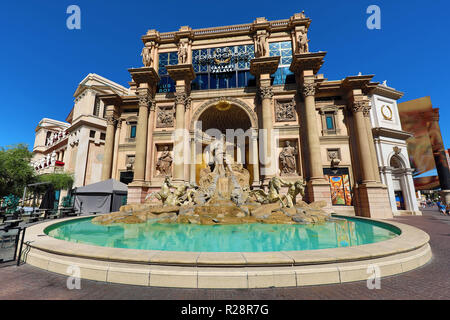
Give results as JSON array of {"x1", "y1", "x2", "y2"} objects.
[{"x1": 0, "y1": 208, "x2": 449, "y2": 300}]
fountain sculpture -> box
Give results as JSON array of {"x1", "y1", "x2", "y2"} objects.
[{"x1": 93, "y1": 136, "x2": 331, "y2": 226}]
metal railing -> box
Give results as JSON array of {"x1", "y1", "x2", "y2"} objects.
[{"x1": 0, "y1": 226, "x2": 26, "y2": 266}]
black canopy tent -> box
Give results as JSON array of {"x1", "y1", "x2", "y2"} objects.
[{"x1": 73, "y1": 179, "x2": 128, "y2": 214}]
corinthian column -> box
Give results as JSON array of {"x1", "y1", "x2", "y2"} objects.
[
  {"x1": 250, "y1": 56, "x2": 279, "y2": 182},
  {"x1": 302, "y1": 81, "x2": 324, "y2": 181},
  {"x1": 166, "y1": 64, "x2": 195, "y2": 184},
  {"x1": 351, "y1": 100, "x2": 376, "y2": 184},
  {"x1": 133, "y1": 89, "x2": 151, "y2": 182},
  {"x1": 363, "y1": 105, "x2": 381, "y2": 182},
  {"x1": 259, "y1": 83, "x2": 276, "y2": 178},
  {"x1": 100, "y1": 94, "x2": 121, "y2": 181},
  {"x1": 173, "y1": 90, "x2": 187, "y2": 182},
  {"x1": 101, "y1": 111, "x2": 117, "y2": 181}
]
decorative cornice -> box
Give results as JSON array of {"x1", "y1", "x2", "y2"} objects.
[
  {"x1": 249, "y1": 56, "x2": 280, "y2": 76},
  {"x1": 142, "y1": 14, "x2": 311, "y2": 44},
  {"x1": 290, "y1": 52, "x2": 326, "y2": 75},
  {"x1": 372, "y1": 127, "x2": 413, "y2": 140},
  {"x1": 128, "y1": 67, "x2": 160, "y2": 86},
  {"x1": 166, "y1": 64, "x2": 196, "y2": 82}
]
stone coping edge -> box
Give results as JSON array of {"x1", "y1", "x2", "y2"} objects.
[{"x1": 23, "y1": 215, "x2": 430, "y2": 268}]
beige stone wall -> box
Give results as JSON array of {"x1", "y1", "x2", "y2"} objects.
[{"x1": 84, "y1": 141, "x2": 105, "y2": 185}]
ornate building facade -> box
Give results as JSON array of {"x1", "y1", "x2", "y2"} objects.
[
  {"x1": 32, "y1": 74, "x2": 130, "y2": 192},
  {"x1": 33, "y1": 13, "x2": 421, "y2": 219}
]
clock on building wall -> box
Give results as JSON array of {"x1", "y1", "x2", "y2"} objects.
[{"x1": 381, "y1": 105, "x2": 393, "y2": 120}]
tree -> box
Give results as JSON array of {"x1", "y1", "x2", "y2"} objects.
[
  {"x1": 37, "y1": 173, "x2": 74, "y2": 190},
  {"x1": 0, "y1": 144, "x2": 36, "y2": 198}
]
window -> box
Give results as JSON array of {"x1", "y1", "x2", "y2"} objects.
[
  {"x1": 157, "y1": 52, "x2": 178, "y2": 93},
  {"x1": 100, "y1": 132, "x2": 106, "y2": 140},
  {"x1": 130, "y1": 125, "x2": 137, "y2": 139},
  {"x1": 89, "y1": 130, "x2": 96, "y2": 138},
  {"x1": 269, "y1": 41, "x2": 295, "y2": 85},
  {"x1": 320, "y1": 108, "x2": 339, "y2": 135},
  {"x1": 326, "y1": 115, "x2": 335, "y2": 130},
  {"x1": 93, "y1": 96, "x2": 100, "y2": 116},
  {"x1": 191, "y1": 45, "x2": 255, "y2": 91}
]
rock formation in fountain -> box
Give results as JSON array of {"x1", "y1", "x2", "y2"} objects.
[{"x1": 93, "y1": 139, "x2": 332, "y2": 226}]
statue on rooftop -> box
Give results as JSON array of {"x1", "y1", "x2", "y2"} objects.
[
  {"x1": 297, "y1": 29, "x2": 309, "y2": 54},
  {"x1": 141, "y1": 42, "x2": 153, "y2": 67},
  {"x1": 178, "y1": 41, "x2": 188, "y2": 64}
]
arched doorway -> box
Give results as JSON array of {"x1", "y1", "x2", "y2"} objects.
[
  {"x1": 190, "y1": 98, "x2": 258, "y2": 185},
  {"x1": 390, "y1": 155, "x2": 407, "y2": 210}
]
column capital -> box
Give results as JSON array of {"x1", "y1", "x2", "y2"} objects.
[
  {"x1": 349, "y1": 99, "x2": 370, "y2": 114},
  {"x1": 106, "y1": 115, "x2": 117, "y2": 126},
  {"x1": 301, "y1": 82, "x2": 316, "y2": 98},
  {"x1": 258, "y1": 86, "x2": 274, "y2": 100}
]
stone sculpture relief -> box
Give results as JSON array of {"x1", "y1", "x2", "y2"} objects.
[
  {"x1": 156, "y1": 106, "x2": 174, "y2": 128},
  {"x1": 279, "y1": 141, "x2": 298, "y2": 175},
  {"x1": 156, "y1": 146, "x2": 173, "y2": 177},
  {"x1": 275, "y1": 100, "x2": 296, "y2": 122}
]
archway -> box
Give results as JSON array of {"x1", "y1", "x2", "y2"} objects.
[
  {"x1": 390, "y1": 155, "x2": 407, "y2": 210},
  {"x1": 190, "y1": 98, "x2": 258, "y2": 185}
]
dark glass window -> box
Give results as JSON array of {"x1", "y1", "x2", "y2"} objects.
[
  {"x1": 191, "y1": 45, "x2": 255, "y2": 91},
  {"x1": 89, "y1": 130, "x2": 96, "y2": 138},
  {"x1": 269, "y1": 41, "x2": 295, "y2": 85},
  {"x1": 326, "y1": 115, "x2": 335, "y2": 130},
  {"x1": 100, "y1": 132, "x2": 106, "y2": 140},
  {"x1": 157, "y1": 52, "x2": 178, "y2": 93},
  {"x1": 130, "y1": 125, "x2": 137, "y2": 139}
]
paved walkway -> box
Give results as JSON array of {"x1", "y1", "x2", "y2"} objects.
[{"x1": 0, "y1": 208, "x2": 449, "y2": 300}]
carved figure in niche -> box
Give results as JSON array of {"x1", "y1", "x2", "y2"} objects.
[
  {"x1": 156, "y1": 146, "x2": 173, "y2": 177},
  {"x1": 256, "y1": 34, "x2": 267, "y2": 57},
  {"x1": 207, "y1": 134, "x2": 234, "y2": 176},
  {"x1": 279, "y1": 141, "x2": 297, "y2": 175},
  {"x1": 297, "y1": 29, "x2": 309, "y2": 54},
  {"x1": 141, "y1": 42, "x2": 153, "y2": 67},
  {"x1": 178, "y1": 41, "x2": 188, "y2": 64}
]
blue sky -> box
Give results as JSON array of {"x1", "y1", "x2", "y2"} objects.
[{"x1": 0, "y1": 0, "x2": 449, "y2": 156}]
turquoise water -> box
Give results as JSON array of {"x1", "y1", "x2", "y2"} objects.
[{"x1": 45, "y1": 216, "x2": 400, "y2": 252}]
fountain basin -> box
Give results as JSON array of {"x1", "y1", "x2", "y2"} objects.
[{"x1": 22, "y1": 215, "x2": 431, "y2": 288}]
